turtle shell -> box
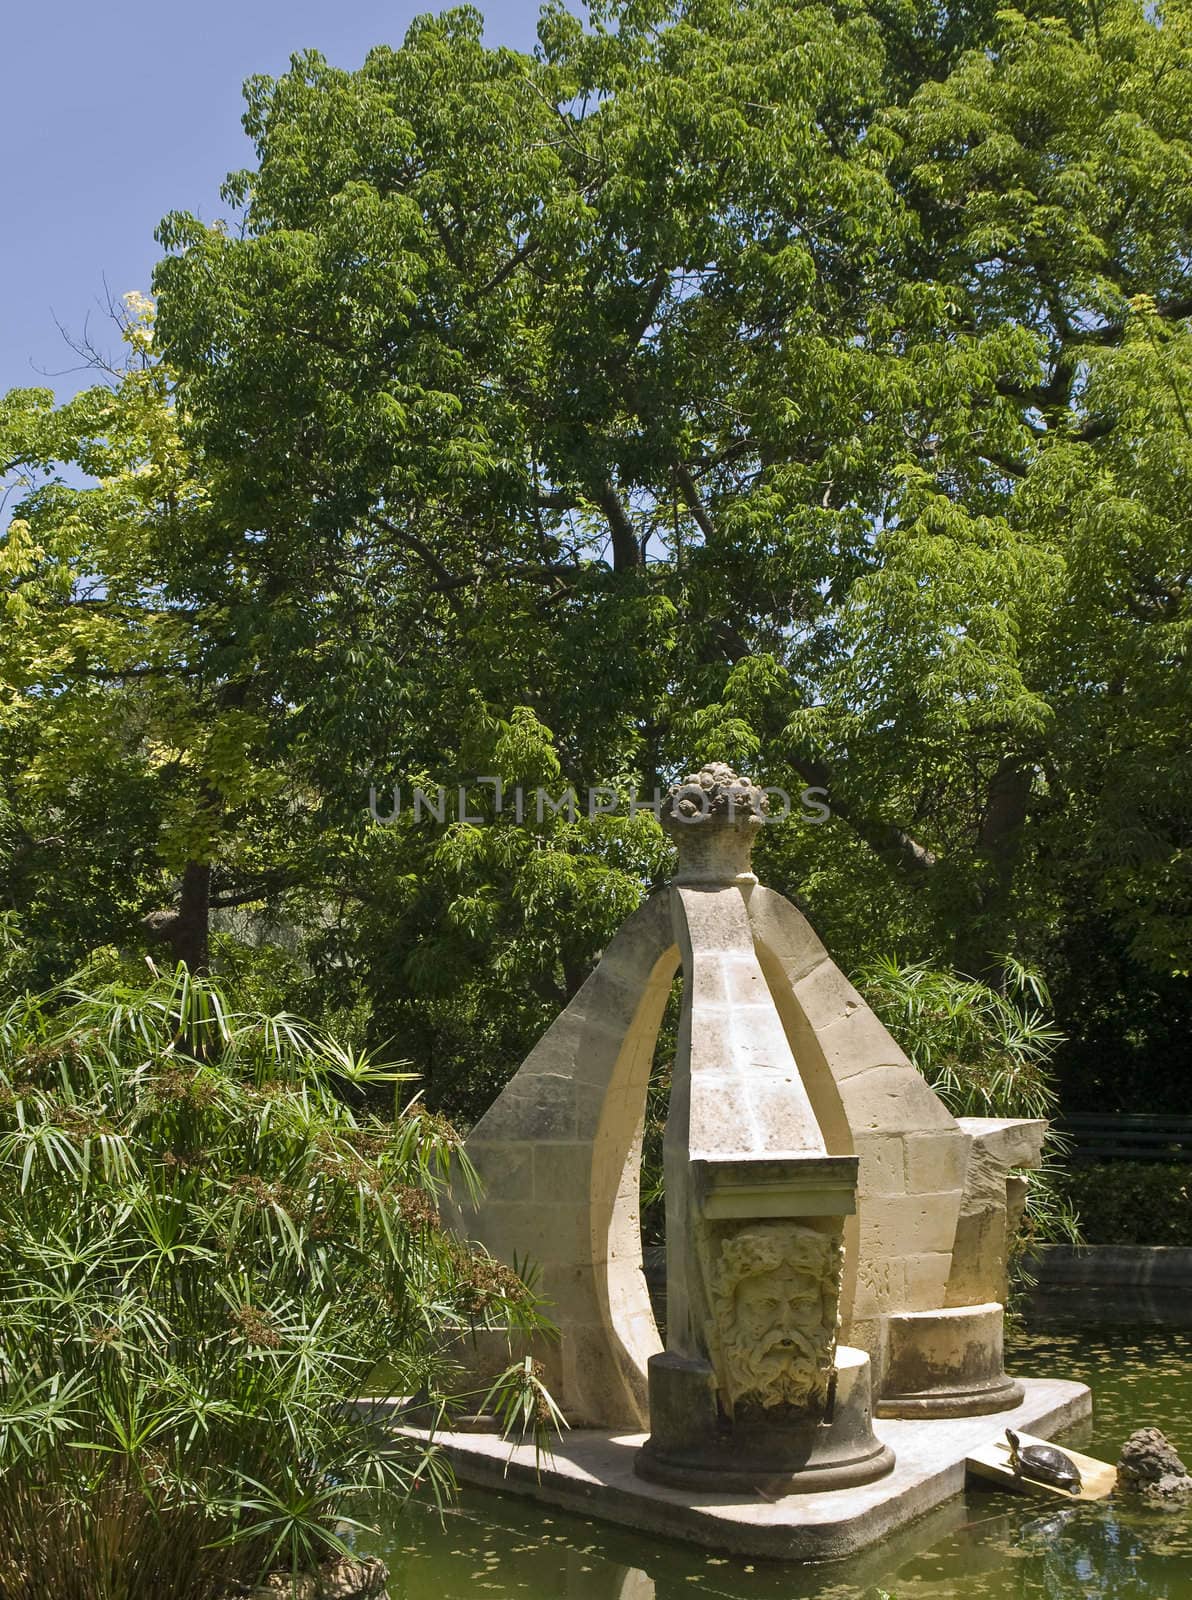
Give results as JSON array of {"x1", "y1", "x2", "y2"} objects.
[{"x1": 1018, "y1": 1442, "x2": 1082, "y2": 1490}]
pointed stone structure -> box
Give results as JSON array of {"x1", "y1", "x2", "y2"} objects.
[
  {"x1": 636, "y1": 769, "x2": 890, "y2": 1489},
  {"x1": 447, "y1": 764, "x2": 1044, "y2": 1461}
]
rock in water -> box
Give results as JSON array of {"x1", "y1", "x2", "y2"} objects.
[
  {"x1": 318, "y1": 1557, "x2": 390, "y2": 1598},
  {"x1": 1117, "y1": 1428, "x2": 1192, "y2": 1503},
  {"x1": 240, "y1": 1555, "x2": 390, "y2": 1599}
]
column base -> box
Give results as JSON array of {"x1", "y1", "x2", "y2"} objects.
[
  {"x1": 875, "y1": 1302, "x2": 1024, "y2": 1419},
  {"x1": 635, "y1": 1345, "x2": 895, "y2": 1494}
]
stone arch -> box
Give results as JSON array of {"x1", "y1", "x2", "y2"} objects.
[
  {"x1": 450, "y1": 769, "x2": 1044, "y2": 1431},
  {"x1": 452, "y1": 889, "x2": 677, "y2": 1426}
]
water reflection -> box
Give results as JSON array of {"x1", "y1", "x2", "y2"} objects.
[
  {"x1": 360, "y1": 1485, "x2": 1192, "y2": 1600},
  {"x1": 891, "y1": 1497, "x2": 1192, "y2": 1600},
  {"x1": 359, "y1": 1325, "x2": 1192, "y2": 1600}
]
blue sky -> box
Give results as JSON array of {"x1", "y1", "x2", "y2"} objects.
[{"x1": 1, "y1": 1, "x2": 539, "y2": 401}]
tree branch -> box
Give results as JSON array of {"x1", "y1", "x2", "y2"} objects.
[
  {"x1": 475, "y1": 236, "x2": 540, "y2": 299},
  {"x1": 787, "y1": 750, "x2": 938, "y2": 873},
  {"x1": 596, "y1": 481, "x2": 642, "y2": 570},
  {"x1": 675, "y1": 464, "x2": 717, "y2": 542},
  {"x1": 623, "y1": 270, "x2": 669, "y2": 355},
  {"x1": 977, "y1": 449, "x2": 1028, "y2": 480},
  {"x1": 370, "y1": 514, "x2": 467, "y2": 614},
  {"x1": 1080, "y1": 291, "x2": 1192, "y2": 346},
  {"x1": 209, "y1": 885, "x2": 289, "y2": 910},
  {"x1": 1071, "y1": 413, "x2": 1117, "y2": 442}
]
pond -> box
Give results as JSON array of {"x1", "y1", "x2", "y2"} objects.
[{"x1": 356, "y1": 1324, "x2": 1192, "y2": 1600}]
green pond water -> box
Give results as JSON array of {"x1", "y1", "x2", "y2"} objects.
[{"x1": 357, "y1": 1325, "x2": 1192, "y2": 1600}]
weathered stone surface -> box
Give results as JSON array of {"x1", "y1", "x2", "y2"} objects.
[
  {"x1": 319, "y1": 1558, "x2": 390, "y2": 1599},
  {"x1": 745, "y1": 886, "x2": 986, "y2": 1381},
  {"x1": 445, "y1": 889, "x2": 676, "y2": 1427},
  {"x1": 418, "y1": 1377, "x2": 1091, "y2": 1559},
  {"x1": 1118, "y1": 1427, "x2": 1192, "y2": 1502},
  {"x1": 905, "y1": 1132, "x2": 970, "y2": 1193},
  {"x1": 637, "y1": 1344, "x2": 894, "y2": 1494},
  {"x1": 662, "y1": 877, "x2": 842, "y2": 1387},
  {"x1": 955, "y1": 1116, "x2": 1046, "y2": 1168},
  {"x1": 946, "y1": 1119, "x2": 1046, "y2": 1309},
  {"x1": 877, "y1": 1302, "x2": 1022, "y2": 1418},
  {"x1": 661, "y1": 761, "x2": 767, "y2": 885},
  {"x1": 704, "y1": 1221, "x2": 842, "y2": 1413}
]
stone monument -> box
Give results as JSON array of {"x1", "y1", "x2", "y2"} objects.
[
  {"x1": 636, "y1": 768, "x2": 891, "y2": 1489},
  {"x1": 446, "y1": 763, "x2": 1047, "y2": 1490}
]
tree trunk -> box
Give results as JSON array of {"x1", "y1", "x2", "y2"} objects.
[
  {"x1": 171, "y1": 861, "x2": 211, "y2": 972},
  {"x1": 144, "y1": 861, "x2": 211, "y2": 973},
  {"x1": 954, "y1": 758, "x2": 1033, "y2": 979}
]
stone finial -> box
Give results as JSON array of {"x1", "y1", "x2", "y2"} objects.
[{"x1": 661, "y1": 762, "x2": 768, "y2": 886}]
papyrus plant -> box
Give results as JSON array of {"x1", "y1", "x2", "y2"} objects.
[{"x1": 0, "y1": 966, "x2": 547, "y2": 1600}]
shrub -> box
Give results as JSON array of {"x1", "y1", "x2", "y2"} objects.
[
  {"x1": 0, "y1": 966, "x2": 547, "y2": 1600},
  {"x1": 856, "y1": 956, "x2": 1081, "y2": 1257},
  {"x1": 856, "y1": 955, "x2": 1064, "y2": 1122},
  {"x1": 1055, "y1": 1162, "x2": 1192, "y2": 1247}
]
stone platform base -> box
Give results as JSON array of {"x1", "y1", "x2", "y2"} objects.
[{"x1": 404, "y1": 1378, "x2": 1090, "y2": 1561}]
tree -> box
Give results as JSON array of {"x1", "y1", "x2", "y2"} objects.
[
  {"x1": 0, "y1": 303, "x2": 318, "y2": 981},
  {"x1": 6, "y1": 0, "x2": 1191, "y2": 1110},
  {"x1": 1, "y1": 322, "x2": 671, "y2": 1111}
]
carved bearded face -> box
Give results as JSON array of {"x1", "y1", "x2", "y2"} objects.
[{"x1": 709, "y1": 1222, "x2": 842, "y2": 1413}]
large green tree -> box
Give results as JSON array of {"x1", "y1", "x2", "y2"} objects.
[
  {"x1": 5, "y1": 0, "x2": 1190, "y2": 1111},
  {"x1": 0, "y1": 306, "x2": 310, "y2": 981}
]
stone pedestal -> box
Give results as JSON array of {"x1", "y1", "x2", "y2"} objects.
[
  {"x1": 876, "y1": 1302, "x2": 1023, "y2": 1418},
  {"x1": 636, "y1": 1344, "x2": 894, "y2": 1493}
]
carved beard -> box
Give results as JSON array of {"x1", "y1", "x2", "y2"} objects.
[{"x1": 728, "y1": 1322, "x2": 832, "y2": 1411}]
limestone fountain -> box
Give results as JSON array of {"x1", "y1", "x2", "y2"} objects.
[{"x1": 436, "y1": 765, "x2": 1090, "y2": 1557}]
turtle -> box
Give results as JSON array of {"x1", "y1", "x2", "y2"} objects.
[{"x1": 1006, "y1": 1428, "x2": 1083, "y2": 1495}]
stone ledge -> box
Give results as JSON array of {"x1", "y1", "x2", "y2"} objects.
[
  {"x1": 401, "y1": 1377, "x2": 1090, "y2": 1560},
  {"x1": 1029, "y1": 1244, "x2": 1192, "y2": 1287}
]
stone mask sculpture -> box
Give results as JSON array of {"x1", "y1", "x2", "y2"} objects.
[{"x1": 706, "y1": 1221, "x2": 843, "y2": 1415}]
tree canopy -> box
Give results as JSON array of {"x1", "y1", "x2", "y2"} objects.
[{"x1": 3, "y1": 0, "x2": 1190, "y2": 1113}]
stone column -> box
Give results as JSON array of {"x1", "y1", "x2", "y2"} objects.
[{"x1": 636, "y1": 766, "x2": 893, "y2": 1492}]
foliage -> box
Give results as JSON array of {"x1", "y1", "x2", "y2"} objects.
[
  {"x1": 0, "y1": 966, "x2": 546, "y2": 1600},
  {"x1": 2, "y1": 0, "x2": 1190, "y2": 1115},
  {"x1": 0, "y1": 300, "x2": 306, "y2": 983},
  {"x1": 857, "y1": 955, "x2": 1063, "y2": 1122},
  {"x1": 0, "y1": 342, "x2": 671, "y2": 1112},
  {"x1": 150, "y1": 0, "x2": 1192, "y2": 1105},
  {"x1": 639, "y1": 977, "x2": 682, "y2": 1248},
  {"x1": 1055, "y1": 1163, "x2": 1192, "y2": 1247},
  {"x1": 856, "y1": 956, "x2": 1080, "y2": 1257},
  {"x1": 296, "y1": 706, "x2": 673, "y2": 1123}
]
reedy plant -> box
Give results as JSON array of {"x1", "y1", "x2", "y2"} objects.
[
  {"x1": 856, "y1": 955, "x2": 1081, "y2": 1260},
  {"x1": 0, "y1": 965, "x2": 549, "y2": 1600},
  {"x1": 856, "y1": 955, "x2": 1064, "y2": 1122}
]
